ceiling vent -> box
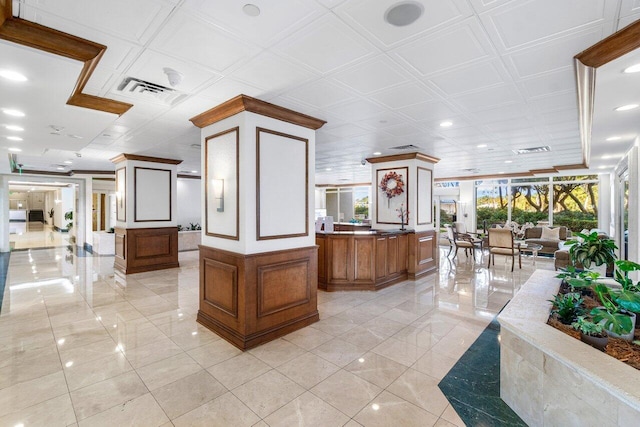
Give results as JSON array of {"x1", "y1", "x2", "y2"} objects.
[
  {"x1": 116, "y1": 77, "x2": 186, "y2": 105},
  {"x1": 514, "y1": 146, "x2": 551, "y2": 155},
  {"x1": 462, "y1": 168, "x2": 480, "y2": 174},
  {"x1": 389, "y1": 144, "x2": 421, "y2": 150}
]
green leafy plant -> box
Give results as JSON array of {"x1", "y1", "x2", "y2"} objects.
[
  {"x1": 48, "y1": 208, "x2": 54, "y2": 218},
  {"x1": 549, "y1": 292, "x2": 585, "y2": 324},
  {"x1": 572, "y1": 316, "x2": 606, "y2": 337},
  {"x1": 177, "y1": 224, "x2": 183, "y2": 231},
  {"x1": 590, "y1": 284, "x2": 633, "y2": 336},
  {"x1": 64, "y1": 211, "x2": 73, "y2": 229},
  {"x1": 564, "y1": 231, "x2": 617, "y2": 269},
  {"x1": 189, "y1": 222, "x2": 201, "y2": 231}
]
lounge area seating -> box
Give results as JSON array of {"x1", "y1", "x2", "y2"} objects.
[
  {"x1": 487, "y1": 228, "x2": 521, "y2": 271},
  {"x1": 524, "y1": 226, "x2": 569, "y2": 255},
  {"x1": 445, "y1": 224, "x2": 482, "y2": 260}
]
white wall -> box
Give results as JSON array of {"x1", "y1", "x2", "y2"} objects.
[{"x1": 177, "y1": 178, "x2": 201, "y2": 228}]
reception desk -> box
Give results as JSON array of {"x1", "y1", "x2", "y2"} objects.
[{"x1": 316, "y1": 229, "x2": 437, "y2": 291}]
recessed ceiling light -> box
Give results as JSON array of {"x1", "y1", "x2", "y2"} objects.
[
  {"x1": 325, "y1": 168, "x2": 332, "y2": 171},
  {"x1": 191, "y1": 170, "x2": 198, "y2": 174},
  {"x1": 623, "y1": 63, "x2": 640, "y2": 73},
  {"x1": 439, "y1": 121, "x2": 453, "y2": 127},
  {"x1": 5, "y1": 125, "x2": 23, "y2": 131},
  {"x1": 477, "y1": 144, "x2": 487, "y2": 148},
  {"x1": 8, "y1": 147, "x2": 21, "y2": 152},
  {"x1": 505, "y1": 160, "x2": 513, "y2": 163},
  {"x1": 2, "y1": 108, "x2": 25, "y2": 117},
  {"x1": 606, "y1": 136, "x2": 621, "y2": 141},
  {"x1": 498, "y1": 171, "x2": 505, "y2": 174},
  {"x1": 56, "y1": 167, "x2": 65, "y2": 171},
  {"x1": 0, "y1": 69, "x2": 27, "y2": 82},
  {"x1": 64, "y1": 160, "x2": 73, "y2": 164},
  {"x1": 6, "y1": 136, "x2": 22, "y2": 141},
  {"x1": 373, "y1": 152, "x2": 382, "y2": 155},
  {"x1": 243, "y1": 4, "x2": 260, "y2": 16},
  {"x1": 384, "y1": 1, "x2": 424, "y2": 27},
  {"x1": 598, "y1": 165, "x2": 611, "y2": 169},
  {"x1": 615, "y1": 104, "x2": 639, "y2": 111}
]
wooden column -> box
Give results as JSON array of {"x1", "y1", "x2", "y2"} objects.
[
  {"x1": 111, "y1": 154, "x2": 181, "y2": 274},
  {"x1": 190, "y1": 95, "x2": 326, "y2": 350}
]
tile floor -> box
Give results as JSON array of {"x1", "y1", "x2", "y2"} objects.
[
  {"x1": 0, "y1": 246, "x2": 555, "y2": 426},
  {"x1": 9, "y1": 222, "x2": 70, "y2": 250}
]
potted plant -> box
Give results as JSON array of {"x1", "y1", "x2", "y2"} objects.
[
  {"x1": 549, "y1": 292, "x2": 585, "y2": 324},
  {"x1": 572, "y1": 316, "x2": 608, "y2": 351},
  {"x1": 564, "y1": 231, "x2": 617, "y2": 273}
]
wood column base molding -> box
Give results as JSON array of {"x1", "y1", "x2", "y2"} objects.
[
  {"x1": 408, "y1": 230, "x2": 437, "y2": 279},
  {"x1": 197, "y1": 245, "x2": 319, "y2": 350},
  {"x1": 114, "y1": 227, "x2": 179, "y2": 274}
]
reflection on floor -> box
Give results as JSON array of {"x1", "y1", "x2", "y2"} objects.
[
  {"x1": 9, "y1": 221, "x2": 70, "y2": 250},
  {"x1": 0, "y1": 246, "x2": 555, "y2": 426}
]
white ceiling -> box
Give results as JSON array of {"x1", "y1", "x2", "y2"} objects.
[{"x1": 0, "y1": 0, "x2": 638, "y2": 183}]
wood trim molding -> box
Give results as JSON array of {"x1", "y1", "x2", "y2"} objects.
[
  {"x1": 315, "y1": 182, "x2": 372, "y2": 188},
  {"x1": 177, "y1": 174, "x2": 201, "y2": 180},
  {"x1": 205, "y1": 127, "x2": 240, "y2": 241},
  {"x1": 575, "y1": 19, "x2": 640, "y2": 67},
  {"x1": 110, "y1": 153, "x2": 183, "y2": 165},
  {"x1": 375, "y1": 166, "x2": 409, "y2": 225},
  {"x1": 434, "y1": 161, "x2": 590, "y2": 181},
  {"x1": 190, "y1": 94, "x2": 326, "y2": 130},
  {"x1": 366, "y1": 152, "x2": 440, "y2": 164},
  {"x1": 116, "y1": 167, "x2": 126, "y2": 222},
  {"x1": 0, "y1": 2, "x2": 132, "y2": 116},
  {"x1": 256, "y1": 127, "x2": 309, "y2": 240},
  {"x1": 416, "y1": 166, "x2": 433, "y2": 225}
]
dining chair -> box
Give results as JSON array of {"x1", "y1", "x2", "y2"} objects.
[
  {"x1": 446, "y1": 224, "x2": 481, "y2": 260},
  {"x1": 487, "y1": 228, "x2": 521, "y2": 271}
]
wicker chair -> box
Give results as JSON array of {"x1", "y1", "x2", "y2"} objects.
[{"x1": 487, "y1": 228, "x2": 521, "y2": 271}]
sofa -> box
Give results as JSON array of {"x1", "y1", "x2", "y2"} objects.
[{"x1": 524, "y1": 226, "x2": 569, "y2": 255}]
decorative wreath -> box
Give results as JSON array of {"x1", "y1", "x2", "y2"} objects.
[{"x1": 379, "y1": 171, "x2": 405, "y2": 199}]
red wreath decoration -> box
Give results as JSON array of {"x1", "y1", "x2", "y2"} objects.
[{"x1": 379, "y1": 171, "x2": 405, "y2": 199}]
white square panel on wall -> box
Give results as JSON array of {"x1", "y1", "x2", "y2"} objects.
[
  {"x1": 134, "y1": 167, "x2": 171, "y2": 221},
  {"x1": 257, "y1": 128, "x2": 308, "y2": 240},
  {"x1": 205, "y1": 127, "x2": 239, "y2": 240},
  {"x1": 417, "y1": 167, "x2": 433, "y2": 225}
]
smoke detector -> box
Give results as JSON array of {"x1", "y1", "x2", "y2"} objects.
[{"x1": 163, "y1": 68, "x2": 183, "y2": 87}]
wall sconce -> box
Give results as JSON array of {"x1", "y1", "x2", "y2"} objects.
[{"x1": 212, "y1": 179, "x2": 224, "y2": 212}]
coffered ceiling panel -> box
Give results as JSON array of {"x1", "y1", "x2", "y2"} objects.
[
  {"x1": 274, "y1": 15, "x2": 377, "y2": 74},
  {"x1": 505, "y1": 27, "x2": 605, "y2": 78},
  {"x1": 397, "y1": 101, "x2": 458, "y2": 122},
  {"x1": 368, "y1": 82, "x2": 434, "y2": 109},
  {"x1": 335, "y1": 0, "x2": 472, "y2": 48},
  {"x1": 480, "y1": 0, "x2": 617, "y2": 51},
  {"x1": 282, "y1": 78, "x2": 358, "y2": 109},
  {"x1": 230, "y1": 52, "x2": 318, "y2": 95},
  {"x1": 518, "y1": 67, "x2": 576, "y2": 99},
  {"x1": 151, "y1": 11, "x2": 260, "y2": 73},
  {"x1": 332, "y1": 56, "x2": 410, "y2": 94},
  {"x1": 391, "y1": 19, "x2": 493, "y2": 76},
  {"x1": 450, "y1": 84, "x2": 523, "y2": 112},
  {"x1": 183, "y1": 0, "x2": 324, "y2": 47},
  {"x1": 21, "y1": 0, "x2": 174, "y2": 45},
  {"x1": 427, "y1": 59, "x2": 509, "y2": 96}
]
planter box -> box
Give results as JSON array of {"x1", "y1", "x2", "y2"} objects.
[
  {"x1": 92, "y1": 231, "x2": 115, "y2": 255},
  {"x1": 498, "y1": 270, "x2": 640, "y2": 426},
  {"x1": 178, "y1": 230, "x2": 201, "y2": 251}
]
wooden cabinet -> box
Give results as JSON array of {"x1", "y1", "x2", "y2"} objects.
[{"x1": 316, "y1": 231, "x2": 431, "y2": 291}]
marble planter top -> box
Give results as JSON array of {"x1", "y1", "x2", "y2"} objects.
[{"x1": 498, "y1": 269, "x2": 640, "y2": 426}]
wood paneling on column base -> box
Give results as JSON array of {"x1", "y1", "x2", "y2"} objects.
[
  {"x1": 197, "y1": 244, "x2": 319, "y2": 350},
  {"x1": 114, "y1": 227, "x2": 179, "y2": 274},
  {"x1": 408, "y1": 230, "x2": 437, "y2": 279}
]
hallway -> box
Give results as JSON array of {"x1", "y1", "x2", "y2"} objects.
[
  {"x1": 0, "y1": 247, "x2": 555, "y2": 426},
  {"x1": 9, "y1": 221, "x2": 71, "y2": 250}
]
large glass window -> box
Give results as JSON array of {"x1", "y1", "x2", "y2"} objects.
[
  {"x1": 474, "y1": 175, "x2": 600, "y2": 232},
  {"x1": 552, "y1": 176, "x2": 598, "y2": 232},
  {"x1": 476, "y1": 180, "x2": 508, "y2": 230}
]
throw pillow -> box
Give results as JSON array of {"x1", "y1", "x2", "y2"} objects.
[{"x1": 540, "y1": 226, "x2": 561, "y2": 242}]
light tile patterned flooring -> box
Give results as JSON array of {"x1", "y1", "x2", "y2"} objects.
[{"x1": 0, "y1": 246, "x2": 555, "y2": 426}]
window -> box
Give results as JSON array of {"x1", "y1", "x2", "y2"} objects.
[
  {"x1": 474, "y1": 176, "x2": 600, "y2": 232},
  {"x1": 321, "y1": 186, "x2": 371, "y2": 223}
]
